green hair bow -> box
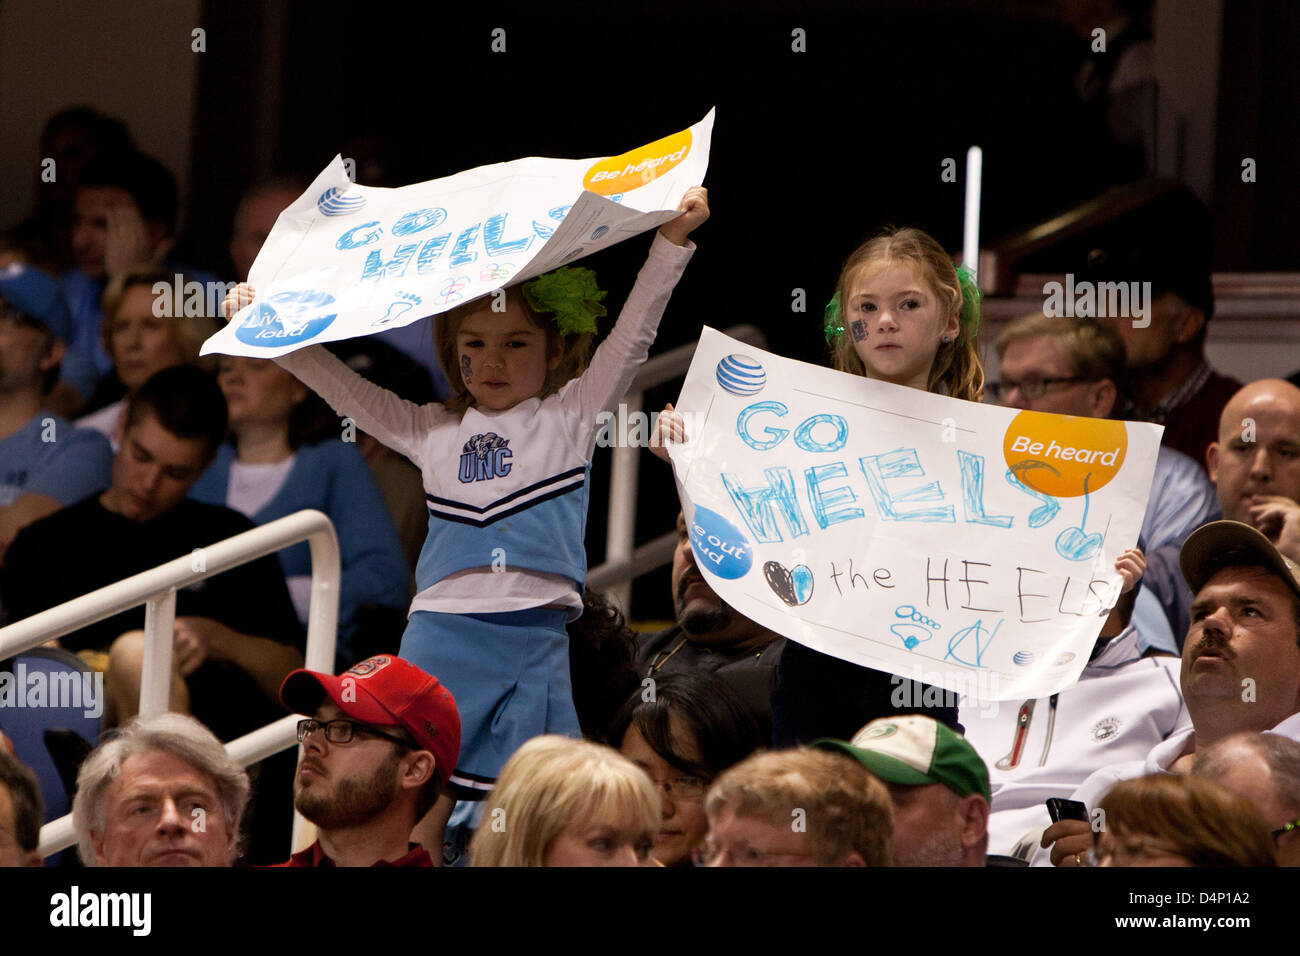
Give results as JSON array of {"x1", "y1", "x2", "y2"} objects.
[{"x1": 521, "y1": 266, "x2": 607, "y2": 336}]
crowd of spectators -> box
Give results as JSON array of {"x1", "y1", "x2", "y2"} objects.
[{"x1": 1, "y1": 104, "x2": 1298, "y2": 870}]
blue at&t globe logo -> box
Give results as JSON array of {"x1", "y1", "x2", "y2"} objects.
[{"x1": 715, "y1": 354, "x2": 766, "y2": 396}]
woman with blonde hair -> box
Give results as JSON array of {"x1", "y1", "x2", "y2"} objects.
[
  {"x1": 77, "y1": 266, "x2": 220, "y2": 448},
  {"x1": 1090, "y1": 773, "x2": 1277, "y2": 867},
  {"x1": 469, "y1": 735, "x2": 660, "y2": 867}
]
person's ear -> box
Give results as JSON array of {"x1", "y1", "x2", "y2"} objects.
[
  {"x1": 839, "y1": 850, "x2": 867, "y2": 867},
  {"x1": 959, "y1": 794, "x2": 990, "y2": 849},
  {"x1": 40, "y1": 337, "x2": 67, "y2": 373},
  {"x1": 90, "y1": 829, "x2": 108, "y2": 866},
  {"x1": 547, "y1": 335, "x2": 563, "y2": 372},
  {"x1": 1206, "y1": 440, "x2": 1221, "y2": 484},
  {"x1": 1173, "y1": 304, "x2": 1206, "y2": 345},
  {"x1": 1089, "y1": 378, "x2": 1117, "y2": 418},
  {"x1": 942, "y1": 311, "x2": 960, "y2": 346},
  {"x1": 401, "y1": 750, "x2": 435, "y2": 791}
]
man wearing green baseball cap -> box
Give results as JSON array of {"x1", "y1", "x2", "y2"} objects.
[{"x1": 813, "y1": 714, "x2": 991, "y2": 866}]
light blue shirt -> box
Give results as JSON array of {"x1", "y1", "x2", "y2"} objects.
[
  {"x1": 1133, "y1": 445, "x2": 1219, "y2": 655},
  {"x1": 0, "y1": 414, "x2": 112, "y2": 507},
  {"x1": 189, "y1": 439, "x2": 410, "y2": 666}
]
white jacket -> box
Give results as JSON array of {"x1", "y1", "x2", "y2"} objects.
[
  {"x1": 961, "y1": 626, "x2": 1188, "y2": 859},
  {"x1": 1026, "y1": 710, "x2": 1300, "y2": 865}
]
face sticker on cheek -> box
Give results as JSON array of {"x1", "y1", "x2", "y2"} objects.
[
  {"x1": 850, "y1": 319, "x2": 868, "y2": 342},
  {"x1": 460, "y1": 353, "x2": 472, "y2": 385}
]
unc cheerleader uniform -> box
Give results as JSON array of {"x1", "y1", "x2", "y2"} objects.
[{"x1": 273, "y1": 232, "x2": 695, "y2": 798}]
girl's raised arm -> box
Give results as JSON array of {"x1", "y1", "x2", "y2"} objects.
[
  {"x1": 221, "y1": 285, "x2": 444, "y2": 467},
  {"x1": 566, "y1": 188, "x2": 708, "y2": 439}
]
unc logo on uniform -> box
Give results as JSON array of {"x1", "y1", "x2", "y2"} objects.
[{"x1": 459, "y1": 433, "x2": 513, "y2": 483}]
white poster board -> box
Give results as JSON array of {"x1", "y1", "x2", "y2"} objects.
[
  {"x1": 668, "y1": 328, "x2": 1164, "y2": 701},
  {"x1": 202, "y1": 110, "x2": 714, "y2": 358}
]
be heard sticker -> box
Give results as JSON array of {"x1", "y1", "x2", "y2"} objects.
[
  {"x1": 688, "y1": 507, "x2": 753, "y2": 580},
  {"x1": 1002, "y1": 410, "x2": 1127, "y2": 498},
  {"x1": 583, "y1": 127, "x2": 692, "y2": 196}
]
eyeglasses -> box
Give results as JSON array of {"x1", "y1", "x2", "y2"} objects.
[
  {"x1": 987, "y1": 376, "x2": 1088, "y2": 400},
  {"x1": 1081, "y1": 836, "x2": 1188, "y2": 867},
  {"x1": 296, "y1": 718, "x2": 414, "y2": 749},
  {"x1": 1272, "y1": 818, "x2": 1300, "y2": 845},
  {"x1": 648, "y1": 775, "x2": 709, "y2": 800},
  {"x1": 692, "y1": 841, "x2": 816, "y2": 867}
]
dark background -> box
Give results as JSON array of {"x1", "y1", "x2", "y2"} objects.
[{"x1": 19, "y1": 0, "x2": 1300, "y2": 622}]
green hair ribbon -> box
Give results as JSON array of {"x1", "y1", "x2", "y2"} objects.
[
  {"x1": 823, "y1": 292, "x2": 844, "y2": 344},
  {"x1": 521, "y1": 266, "x2": 607, "y2": 336},
  {"x1": 954, "y1": 262, "x2": 982, "y2": 337}
]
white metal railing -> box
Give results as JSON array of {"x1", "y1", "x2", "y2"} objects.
[
  {"x1": 598, "y1": 324, "x2": 767, "y2": 611},
  {"x1": 0, "y1": 509, "x2": 340, "y2": 860}
]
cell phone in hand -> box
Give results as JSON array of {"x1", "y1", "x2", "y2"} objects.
[{"x1": 1046, "y1": 798, "x2": 1089, "y2": 823}]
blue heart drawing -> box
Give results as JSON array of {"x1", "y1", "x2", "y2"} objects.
[
  {"x1": 1056, "y1": 525, "x2": 1103, "y2": 561},
  {"x1": 764, "y1": 561, "x2": 814, "y2": 606},
  {"x1": 1054, "y1": 477, "x2": 1103, "y2": 561}
]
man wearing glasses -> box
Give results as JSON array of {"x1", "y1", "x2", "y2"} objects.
[
  {"x1": 991, "y1": 312, "x2": 1218, "y2": 653},
  {"x1": 274, "y1": 655, "x2": 460, "y2": 867}
]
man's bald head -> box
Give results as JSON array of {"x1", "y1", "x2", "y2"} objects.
[
  {"x1": 1207, "y1": 379, "x2": 1300, "y2": 525},
  {"x1": 1194, "y1": 732, "x2": 1300, "y2": 866}
]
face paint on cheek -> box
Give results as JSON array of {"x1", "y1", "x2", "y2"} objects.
[
  {"x1": 460, "y1": 354, "x2": 472, "y2": 385},
  {"x1": 850, "y1": 319, "x2": 868, "y2": 342}
]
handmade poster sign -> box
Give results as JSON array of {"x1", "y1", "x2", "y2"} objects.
[
  {"x1": 202, "y1": 110, "x2": 714, "y2": 358},
  {"x1": 667, "y1": 327, "x2": 1163, "y2": 701}
]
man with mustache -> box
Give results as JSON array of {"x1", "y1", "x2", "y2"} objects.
[
  {"x1": 273, "y1": 655, "x2": 460, "y2": 867},
  {"x1": 634, "y1": 511, "x2": 784, "y2": 733},
  {"x1": 1037, "y1": 519, "x2": 1300, "y2": 866},
  {"x1": 1207, "y1": 379, "x2": 1300, "y2": 566}
]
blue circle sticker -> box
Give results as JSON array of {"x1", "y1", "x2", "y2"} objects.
[
  {"x1": 688, "y1": 507, "x2": 753, "y2": 580},
  {"x1": 235, "y1": 290, "x2": 338, "y2": 347}
]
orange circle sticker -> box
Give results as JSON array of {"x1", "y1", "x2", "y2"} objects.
[
  {"x1": 1002, "y1": 410, "x2": 1127, "y2": 498},
  {"x1": 583, "y1": 128, "x2": 692, "y2": 196}
]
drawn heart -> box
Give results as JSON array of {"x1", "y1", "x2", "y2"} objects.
[
  {"x1": 1056, "y1": 526, "x2": 1103, "y2": 561},
  {"x1": 764, "y1": 561, "x2": 813, "y2": 607}
]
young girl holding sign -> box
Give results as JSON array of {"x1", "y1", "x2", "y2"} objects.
[
  {"x1": 224, "y1": 186, "x2": 709, "y2": 857},
  {"x1": 772, "y1": 226, "x2": 984, "y2": 742},
  {"x1": 656, "y1": 225, "x2": 1141, "y2": 745}
]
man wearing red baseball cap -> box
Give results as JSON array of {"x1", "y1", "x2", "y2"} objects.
[{"x1": 272, "y1": 655, "x2": 460, "y2": 867}]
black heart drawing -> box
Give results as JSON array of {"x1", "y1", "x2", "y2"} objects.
[{"x1": 764, "y1": 561, "x2": 813, "y2": 607}]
